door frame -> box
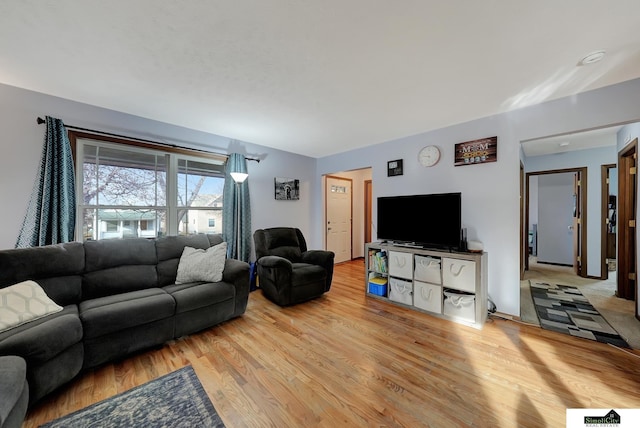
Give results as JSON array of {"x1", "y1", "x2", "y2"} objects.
[
  {"x1": 520, "y1": 162, "x2": 527, "y2": 278},
  {"x1": 364, "y1": 179, "x2": 372, "y2": 245},
  {"x1": 525, "y1": 167, "x2": 588, "y2": 277},
  {"x1": 601, "y1": 163, "x2": 617, "y2": 280},
  {"x1": 617, "y1": 138, "x2": 637, "y2": 305},
  {"x1": 324, "y1": 174, "x2": 354, "y2": 262}
]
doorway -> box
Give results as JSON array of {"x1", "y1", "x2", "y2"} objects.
[
  {"x1": 325, "y1": 175, "x2": 353, "y2": 264},
  {"x1": 322, "y1": 168, "x2": 373, "y2": 263},
  {"x1": 525, "y1": 168, "x2": 588, "y2": 278}
]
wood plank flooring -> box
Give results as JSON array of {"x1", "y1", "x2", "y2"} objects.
[{"x1": 23, "y1": 259, "x2": 640, "y2": 427}]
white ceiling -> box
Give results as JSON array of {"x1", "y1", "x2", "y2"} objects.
[
  {"x1": 521, "y1": 125, "x2": 623, "y2": 157},
  {"x1": 1, "y1": 1, "x2": 640, "y2": 158}
]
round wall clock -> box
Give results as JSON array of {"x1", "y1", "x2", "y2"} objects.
[{"x1": 418, "y1": 145, "x2": 441, "y2": 167}]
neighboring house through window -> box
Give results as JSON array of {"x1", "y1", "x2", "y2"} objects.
[{"x1": 69, "y1": 131, "x2": 226, "y2": 240}]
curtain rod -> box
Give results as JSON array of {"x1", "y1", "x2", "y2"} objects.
[{"x1": 36, "y1": 117, "x2": 260, "y2": 162}]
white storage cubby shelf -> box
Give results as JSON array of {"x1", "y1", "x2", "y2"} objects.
[{"x1": 365, "y1": 242, "x2": 488, "y2": 329}]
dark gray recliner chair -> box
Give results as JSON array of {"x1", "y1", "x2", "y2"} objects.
[{"x1": 253, "y1": 227, "x2": 334, "y2": 306}]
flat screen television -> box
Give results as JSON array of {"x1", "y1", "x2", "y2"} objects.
[{"x1": 377, "y1": 192, "x2": 462, "y2": 250}]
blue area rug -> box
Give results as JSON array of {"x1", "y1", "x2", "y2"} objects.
[
  {"x1": 530, "y1": 281, "x2": 629, "y2": 348},
  {"x1": 40, "y1": 366, "x2": 225, "y2": 428}
]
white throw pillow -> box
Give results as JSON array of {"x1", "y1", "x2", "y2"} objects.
[
  {"x1": 0, "y1": 280, "x2": 63, "y2": 333},
  {"x1": 175, "y1": 242, "x2": 227, "y2": 284}
]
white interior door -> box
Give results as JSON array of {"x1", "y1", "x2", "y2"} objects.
[
  {"x1": 325, "y1": 176, "x2": 352, "y2": 263},
  {"x1": 537, "y1": 172, "x2": 575, "y2": 266}
]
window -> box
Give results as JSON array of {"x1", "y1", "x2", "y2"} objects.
[
  {"x1": 177, "y1": 159, "x2": 225, "y2": 235},
  {"x1": 71, "y1": 132, "x2": 226, "y2": 240}
]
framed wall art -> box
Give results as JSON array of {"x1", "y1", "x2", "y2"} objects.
[
  {"x1": 387, "y1": 159, "x2": 403, "y2": 176},
  {"x1": 454, "y1": 136, "x2": 497, "y2": 166},
  {"x1": 274, "y1": 177, "x2": 300, "y2": 200}
]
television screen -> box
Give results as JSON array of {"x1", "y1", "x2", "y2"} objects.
[{"x1": 377, "y1": 192, "x2": 461, "y2": 250}]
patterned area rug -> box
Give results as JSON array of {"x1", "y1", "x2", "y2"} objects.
[
  {"x1": 530, "y1": 281, "x2": 629, "y2": 348},
  {"x1": 40, "y1": 366, "x2": 225, "y2": 428}
]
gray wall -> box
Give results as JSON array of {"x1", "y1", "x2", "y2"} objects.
[
  {"x1": 3, "y1": 77, "x2": 640, "y2": 317},
  {"x1": 0, "y1": 83, "x2": 317, "y2": 255},
  {"x1": 318, "y1": 78, "x2": 640, "y2": 316}
]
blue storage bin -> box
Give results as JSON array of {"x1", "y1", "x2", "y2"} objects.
[{"x1": 368, "y1": 281, "x2": 387, "y2": 297}]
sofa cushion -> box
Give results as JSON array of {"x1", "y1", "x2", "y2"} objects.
[
  {"x1": 156, "y1": 234, "x2": 213, "y2": 287},
  {"x1": 82, "y1": 265, "x2": 158, "y2": 300},
  {"x1": 84, "y1": 238, "x2": 157, "y2": 271},
  {"x1": 0, "y1": 242, "x2": 84, "y2": 306},
  {"x1": 0, "y1": 242, "x2": 85, "y2": 287},
  {"x1": 82, "y1": 238, "x2": 158, "y2": 299},
  {"x1": 156, "y1": 234, "x2": 212, "y2": 261},
  {"x1": 266, "y1": 228, "x2": 299, "y2": 249},
  {"x1": 79, "y1": 289, "x2": 175, "y2": 339},
  {"x1": 263, "y1": 228, "x2": 303, "y2": 262},
  {"x1": 291, "y1": 263, "x2": 327, "y2": 286},
  {"x1": 0, "y1": 281, "x2": 63, "y2": 334},
  {"x1": 269, "y1": 246, "x2": 302, "y2": 262},
  {"x1": 163, "y1": 281, "x2": 235, "y2": 314},
  {"x1": 176, "y1": 243, "x2": 227, "y2": 284},
  {"x1": 33, "y1": 276, "x2": 83, "y2": 307},
  {"x1": 0, "y1": 305, "x2": 83, "y2": 365}
]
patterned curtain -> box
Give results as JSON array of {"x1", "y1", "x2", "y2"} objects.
[
  {"x1": 222, "y1": 153, "x2": 251, "y2": 261},
  {"x1": 16, "y1": 116, "x2": 76, "y2": 248}
]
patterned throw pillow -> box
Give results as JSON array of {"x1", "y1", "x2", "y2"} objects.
[
  {"x1": 0, "y1": 280, "x2": 63, "y2": 333},
  {"x1": 175, "y1": 242, "x2": 227, "y2": 284}
]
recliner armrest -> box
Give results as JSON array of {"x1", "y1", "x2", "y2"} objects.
[
  {"x1": 257, "y1": 255, "x2": 293, "y2": 271},
  {"x1": 302, "y1": 250, "x2": 335, "y2": 292},
  {"x1": 302, "y1": 250, "x2": 334, "y2": 267}
]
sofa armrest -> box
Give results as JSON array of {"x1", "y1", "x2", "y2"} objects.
[
  {"x1": 0, "y1": 356, "x2": 28, "y2": 428},
  {"x1": 222, "y1": 258, "x2": 250, "y2": 285},
  {"x1": 222, "y1": 258, "x2": 250, "y2": 317}
]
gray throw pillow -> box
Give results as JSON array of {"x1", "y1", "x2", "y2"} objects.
[{"x1": 175, "y1": 242, "x2": 227, "y2": 284}]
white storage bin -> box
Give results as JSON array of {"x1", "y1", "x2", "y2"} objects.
[
  {"x1": 443, "y1": 290, "x2": 475, "y2": 323},
  {"x1": 413, "y1": 281, "x2": 442, "y2": 314},
  {"x1": 388, "y1": 251, "x2": 413, "y2": 280},
  {"x1": 388, "y1": 277, "x2": 413, "y2": 305},
  {"x1": 442, "y1": 258, "x2": 476, "y2": 293},
  {"x1": 414, "y1": 255, "x2": 441, "y2": 284}
]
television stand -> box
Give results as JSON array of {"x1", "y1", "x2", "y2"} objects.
[
  {"x1": 365, "y1": 242, "x2": 488, "y2": 329},
  {"x1": 390, "y1": 241, "x2": 458, "y2": 253},
  {"x1": 391, "y1": 241, "x2": 423, "y2": 249}
]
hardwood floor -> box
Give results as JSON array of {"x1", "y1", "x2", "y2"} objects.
[{"x1": 24, "y1": 259, "x2": 640, "y2": 427}]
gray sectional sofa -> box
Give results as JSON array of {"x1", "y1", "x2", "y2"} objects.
[{"x1": 0, "y1": 233, "x2": 249, "y2": 414}]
